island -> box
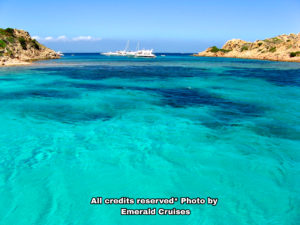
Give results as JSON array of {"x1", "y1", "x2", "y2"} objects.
[
  {"x1": 0, "y1": 28, "x2": 60, "y2": 66},
  {"x1": 194, "y1": 33, "x2": 300, "y2": 62}
]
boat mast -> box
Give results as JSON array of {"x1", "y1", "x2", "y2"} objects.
[{"x1": 124, "y1": 40, "x2": 130, "y2": 51}]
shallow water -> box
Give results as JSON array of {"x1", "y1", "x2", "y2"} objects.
[{"x1": 0, "y1": 54, "x2": 299, "y2": 225}]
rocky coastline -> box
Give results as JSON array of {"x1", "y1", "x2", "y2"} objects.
[
  {"x1": 194, "y1": 33, "x2": 300, "y2": 63},
  {"x1": 0, "y1": 28, "x2": 60, "y2": 66}
]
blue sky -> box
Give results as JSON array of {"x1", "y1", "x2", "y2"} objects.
[{"x1": 0, "y1": 0, "x2": 299, "y2": 52}]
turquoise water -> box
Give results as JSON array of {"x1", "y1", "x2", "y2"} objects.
[{"x1": 0, "y1": 54, "x2": 299, "y2": 225}]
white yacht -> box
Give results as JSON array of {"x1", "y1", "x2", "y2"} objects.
[
  {"x1": 57, "y1": 51, "x2": 64, "y2": 56},
  {"x1": 125, "y1": 41, "x2": 139, "y2": 57},
  {"x1": 125, "y1": 51, "x2": 137, "y2": 57},
  {"x1": 102, "y1": 50, "x2": 126, "y2": 56},
  {"x1": 101, "y1": 41, "x2": 129, "y2": 56},
  {"x1": 135, "y1": 49, "x2": 156, "y2": 58},
  {"x1": 101, "y1": 41, "x2": 156, "y2": 58}
]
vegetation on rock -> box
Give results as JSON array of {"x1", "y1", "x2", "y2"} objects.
[
  {"x1": 18, "y1": 37, "x2": 27, "y2": 50},
  {"x1": 31, "y1": 39, "x2": 40, "y2": 50},
  {"x1": 210, "y1": 46, "x2": 231, "y2": 53},
  {"x1": 269, "y1": 47, "x2": 277, "y2": 53},
  {"x1": 290, "y1": 51, "x2": 300, "y2": 57},
  {"x1": 195, "y1": 33, "x2": 300, "y2": 62},
  {"x1": 0, "y1": 40, "x2": 7, "y2": 48},
  {"x1": 241, "y1": 45, "x2": 249, "y2": 52},
  {"x1": 0, "y1": 27, "x2": 60, "y2": 66}
]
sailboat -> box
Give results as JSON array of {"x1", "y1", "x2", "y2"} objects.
[
  {"x1": 134, "y1": 49, "x2": 156, "y2": 58},
  {"x1": 125, "y1": 41, "x2": 139, "y2": 57},
  {"x1": 134, "y1": 42, "x2": 156, "y2": 58},
  {"x1": 101, "y1": 41, "x2": 129, "y2": 56},
  {"x1": 124, "y1": 41, "x2": 136, "y2": 56},
  {"x1": 101, "y1": 41, "x2": 156, "y2": 58}
]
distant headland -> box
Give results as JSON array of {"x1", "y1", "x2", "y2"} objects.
[
  {"x1": 0, "y1": 28, "x2": 60, "y2": 66},
  {"x1": 194, "y1": 33, "x2": 300, "y2": 62}
]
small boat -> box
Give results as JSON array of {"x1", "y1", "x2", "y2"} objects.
[{"x1": 161, "y1": 54, "x2": 166, "y2": 57}]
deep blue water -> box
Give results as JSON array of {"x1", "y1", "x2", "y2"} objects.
[{"x1": 0, "y1": 54, "x2": 299, "y2": 225}]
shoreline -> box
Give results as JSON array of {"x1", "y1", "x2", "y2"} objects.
[
  {"x1": 0, "y1": 57, "x2": 61, "y2": 67},
  {"x1": 0, "y1": 60, "x2": 32, "y2": 67},
  {"x1": 192, "y1": 54, "x2": 300, "y2": 63},
  {"x1": 2, "y1": 53, "x2": 300, "y2": 68}
]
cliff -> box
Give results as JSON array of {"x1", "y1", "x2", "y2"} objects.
[
  {"x1": 194, "y1": 33, "x2": 300, "y2": 62},
  {"x1": 0, "y1": 28, "x2": 60, "y2": 66}
]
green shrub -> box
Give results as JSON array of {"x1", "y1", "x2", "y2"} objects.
[
  {"x1": 258, "y1": 42, "x2": 263, "y2": 46},
  {"x1": 210, "y1": 46, "x2": 220, "y2": 53},
  {"x1": 5, "y1": 48, "x2": 13, "y2": 57},
  {"x1": 5, "y1": 28, "x2": 14, "y2": 36},
  {"x1": 0, "y1": 28, "x2": 7, "y2": 36},
  {"x1": 290, "y1": 51, "x2": 300, "y2": 57},
  {"x1": 31, "y1": 39, "x2": 40, "y2": 50},
  {"x1": 19, "y1": 37, "x2": 27, "y2": 50},
  {"x1": 6, "y1": 37, "x2": 15, "y2": 43},
  {"x1": 241, "y1": 45, "x2": 249, "y2": 52},
  {"x1": 220, "y1": 49, "x2": 231, "y2": 53},
  {"x1": 0, "y1": 40, "x2": 6, "y2": 48},
  {"x1": 209, "y1": 46, "x2": 231, "y2": 53},
  {"x1": 0, "y1": 28, "x2": 14, "y2": 36},
  {"x1": 264, "y1": 37, "x2": 282, "y2": 44},
  {"x1": 269, "y1": 47, "x2": 276, "y2": 53}
]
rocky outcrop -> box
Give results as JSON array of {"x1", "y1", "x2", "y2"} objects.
[
  {"x1": 194, "y1": 33, "x2": 300, "y2": 62},
  {"x1": 0, "y1": 28, "x2": 60, "y2": 66}
]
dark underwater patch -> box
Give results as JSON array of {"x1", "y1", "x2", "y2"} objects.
[
  {"x1": 249, "y1": 122, "x2": 300, "y2": 141},
  {"x1": 69, "y1": 82, "x2": 123, "y2": 91},
  {"x1": 0, "y1": 89, "x2": 78, "y2": 100},
  {"x1": 20, "y1": 104, "x2": 112, "y2": 124},
  {"x1": 155, "y1": 88, "x2": 221, "y2": 107},
  {"x1": 31, "y1": 65, "x2": 211, "y2": 80},
  {"x1": 223, "y1": 67, "x2": 300, "y2": 87},
  {"x1": 43, "y1": 79, "x2": 264, "y2": 119},
  {"x1": 201, "y1": 120, "x2": 241, "y2": 130},
  {"x1": 153, "y1": 88, "x2": 264, "y2": 117},
  {"x1": 0, "y1": 77, "x2": 19, "y2": 81}
]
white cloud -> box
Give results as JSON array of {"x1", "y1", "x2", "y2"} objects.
[
  {"x1": 57, "y1": 35, "x2": 67, "y2": 40},
  {"x1": 45, "y1": 36, "x2": 54, "y2": 40},
  {"x1": 34, "y1": 35, "x2": 101, "y2": 42},
  {"x1": 72, "y1": 36, "x2": 92, "y2": 41},
  {"x1": 72, "y1": 36, "x2": 101, "y2": 41}
]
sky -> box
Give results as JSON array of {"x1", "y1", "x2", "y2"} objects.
[{"x1": 0, "y1": 0, "x2": 299, "y2": 52}]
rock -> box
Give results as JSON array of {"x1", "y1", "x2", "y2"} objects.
[
  {"x1": 194, "y1": 33, "x2": 300, "y2": 62},
  {"x1": 0, "y1": 28, "x2": 60, "y2": 66},
  {"x1": 222, "y1": 39, "x2": 248, "y2": 50}
]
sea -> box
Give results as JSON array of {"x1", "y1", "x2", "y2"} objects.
[{"x1": 0, "y1": 53, "x2": 299, "y2": 225}]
